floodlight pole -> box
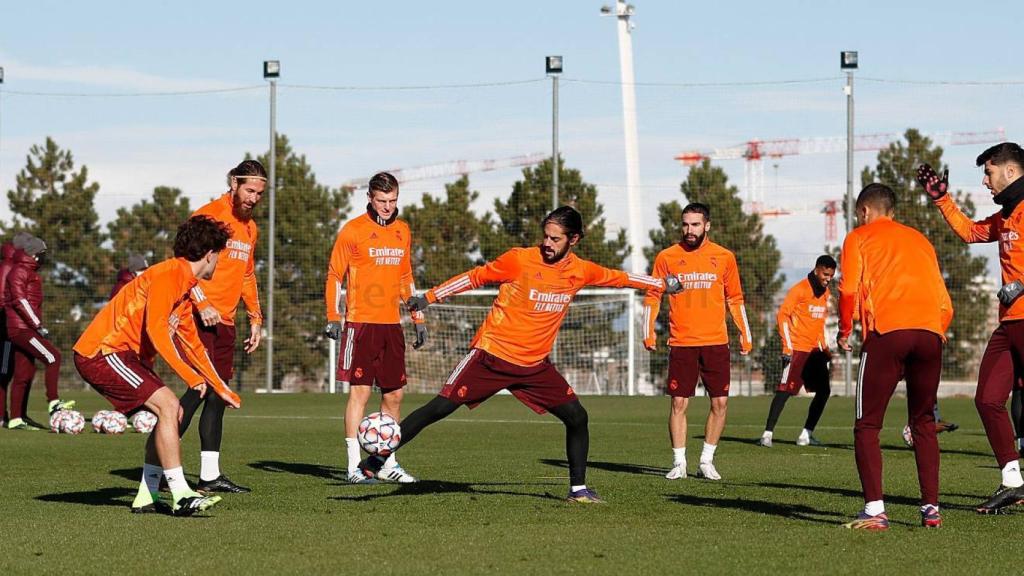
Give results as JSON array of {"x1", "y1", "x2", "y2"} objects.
[
  {"x1": 264, "y1": 61, "x2": 279, "y2": 392},
  {"x1": 842, "y1": 51, "x2": 857, "y2": 397},
  {"x1": 547, "y1": 56, "x2": 562, "y2": 211}
]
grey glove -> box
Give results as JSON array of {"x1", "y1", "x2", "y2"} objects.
[
  {"x1": 407, "y1": 294, "x2": 430, "y2": 312},
  {"x1": 664, "y1": 275, "x2": 683, "y2": 295},
  {"x1": 781, "y1": 353, "x2": 792, "y2": 367},
  {"x1": 998, "y1": 280, "x2": 1024, "y2": 307},
  {"x1": 324, "y1": 321, "x2": 342, "y2": 340},
  {"x1": 413, "y1": 323, "x2": 427, "y2": 350},
  {"x1": 38, "y1": 327, "x2": 49, "y2": 338}
]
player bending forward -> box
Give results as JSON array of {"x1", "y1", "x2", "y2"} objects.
[
  {"x1": 74, "y1": 216, "x2": 241, "y2": 516},
  {"x1": 358, "y1": 206, "x2": 681, "y2": 503}
]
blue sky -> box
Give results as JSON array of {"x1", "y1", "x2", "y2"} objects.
[{"x1": 1, "y1": 0, "x2": 1019, "y2": 274}]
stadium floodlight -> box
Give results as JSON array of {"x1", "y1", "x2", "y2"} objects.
[
  {"x1": 263, "y1": 60, "x2": 280, "y2": 79},
  {"x1": 840, "y1": 51, "x2": 858, "y2": 70},
  {"x1": 546, "y1": 55, "x2": 563, "y2": 75}
]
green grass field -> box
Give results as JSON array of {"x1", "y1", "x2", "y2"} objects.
[{"x1": 1, "y1": 391, "x2": 1021, "y2": 575}]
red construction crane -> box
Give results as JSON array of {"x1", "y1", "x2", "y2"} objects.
[
  {"x1": 675, "y1": 128, "x2": 1006, "y2": 204},
  {"x1": 343, "y1": 153, "x2": 547, "y2": 190},
  {"x1": 823, "y1": 200, "x2": 839, "y2": 243}
]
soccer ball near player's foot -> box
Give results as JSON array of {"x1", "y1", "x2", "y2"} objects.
[
  {"x1": 130, "y1": 410, "x2": 158, "y2": 434},
  {"x1": 357, "y1": 412, "x2": 401, "y2": 456},
  {"x1": 92, "y1": 410, "x2": 128, "y2": 434},
  {"x1": 50, "y1": 410, "x2": 85, "y2": 434}
]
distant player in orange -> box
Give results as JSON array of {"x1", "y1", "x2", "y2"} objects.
[
  {"x1": 758, "y1": 255, "x2": 836, "y2": 448},
  {"x1": 919, "y1": 142, "x2": 1024, "y2": 513},
  {"x1": 74, "y1": 216, "x2": 239, "y2": 516},
  {"x1": 325, "y1": 172, "x2": 426, "y2": 484},
  {"x1": 178, "y1": 160, "x2": 265, "y2": 494},
  {"x1": 644, "y1": 202, "x2": 752, "y2": 482},
  {"x1": 356, "y1": 206, "x2": 680, "y2": 503},
  {"x1": 838, "y1": 183, "x2": 952, "y2": 530}
]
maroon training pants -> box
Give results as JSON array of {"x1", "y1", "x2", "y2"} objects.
[{"x1": 976, "y1": 321, "x2": 1024, "y2": 468}]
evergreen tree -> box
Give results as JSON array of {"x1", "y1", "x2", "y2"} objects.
[
  {"x1": 855, "y1": 129, "x2": 989, "y2": 378},
  {"x1": 5, "y1": 138, "x2": 110, "y2": 361},
  {"x1": 108, "y1": 186, "x2": 192, "y2": 269},
  {"x1": 402, "y1": 175, "x2": 484, "y2": 286},
  {"x1": 645, "y1": 160, "x2": 785, "y2": 387},
  {"x1": 243, "y1": 134, "x2": 352, "y2": 388},
  {"x1": 481, "y1": 157, "x2": 629, "y2": 268}
]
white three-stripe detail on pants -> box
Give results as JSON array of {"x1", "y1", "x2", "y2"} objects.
[
  {"x1": 856, "y1": 352, "x2": 868, "y2": 420},
  {"x1": 28, "y1": 337, "x2": 56, "y2": 364},
  {"x1": 445, "y1": 349, "x2": 478, "y2": 387},
  {"x1": 106, "y1": 354, "x2": 142, "y2": 388}
]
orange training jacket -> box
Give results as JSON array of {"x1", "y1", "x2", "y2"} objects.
[
  {"x1": 777, "y1": 276, "x2": 830, "y2": 355},
  {"x1": 190, "y1": 194, "x2": 262, "y2": 327},
  {"x1": 425, "y1": 246, "x2": 664, "y2": 367}
]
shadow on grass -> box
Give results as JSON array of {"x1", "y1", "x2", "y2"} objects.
[
  {"x1": 248, "y1": 460, "x2": 344, "y2": 481},
  {"x1": 721, "y1": 435, "x2": 855, "y2": 450},
  {"x1": 665, "y1": 492, "x2": 846, "y2": 525},
  {"x1": 36, "y1": 487, "x2": 133, "y2": 508},
  {"x1": 539, "y1": 458, "x2": 666, "y2": 477},
  {"x1": 758, "y1": 481, "x2": 976, "y2": 512},
  {"x1": 331, "y1": 480, "x2": 564, "y2": 502}
]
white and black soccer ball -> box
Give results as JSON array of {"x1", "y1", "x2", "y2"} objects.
[
  {"x1": 50, "y1": 409, "x2": 85, "y2": 435},
  {"x1": 130, "y1": 410, "x2": 158, "y2": 434},
  {"x1": 902, "y1": 424, "x2": 914, "y2": 447},
  {"x1": 357, "y1": 412, "x2": 402, "y2": 456}
]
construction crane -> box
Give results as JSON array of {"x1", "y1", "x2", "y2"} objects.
[
  {"x1": 343, "y1": 153, "x2": 547, "y2": 190},
  {"x1": 675, "y1": 128, "x2": 1006, "y2": 204}
]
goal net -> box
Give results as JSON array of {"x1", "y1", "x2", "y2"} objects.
[{"x1": 328, "y1": 288, "x2": 652, "y2": 396}]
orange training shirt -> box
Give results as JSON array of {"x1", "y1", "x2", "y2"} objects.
[
  {"x1": 424, "y1": 246, "x2": 665, "y2": 367},
  {"x1": 325, "y1": 212, "x2": 423, "y2": 325},
  {"x1": 934, "y1": 194, "x2": 1024, "y2": 322},
  {"x1": 838, "y1": 216, "x2": 952, "y2": 339},
  {"x1": 74, "y1": 258, "x2": 239, "y2": 405},
  {"x1": 643, "y1": 240, "x2": 752, "y2": 351},
  {"x1": 191, "y1": 193, "x2": 262, "y2": 327},
  {"x1": 777, "y1": 276, "x2": 830, "y2": 355}
]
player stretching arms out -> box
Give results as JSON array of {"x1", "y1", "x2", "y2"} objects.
[
  {"x1": 759, "y1": 255, "x2": 836, "y2": 448},
  {"x1": 325, "y1": 172, "x2": 426, "y2": 484},
  {"x1": 74, "y1": 216, "x2": 240, "y2": 516},
  {"x1": 838, "y1": 184, "x2": 952, "y2": 530},
  {"x1": 358, "y1": 206, "x2": 681, "y2": 503},
  {"x1": 643, "y1": 203, "x2": 752, "y2": 481},
  {"x1": 919, "y1": 142, "x2": 1024, "y2": 512}
]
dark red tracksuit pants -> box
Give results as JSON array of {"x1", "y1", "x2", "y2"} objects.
[
  {"x1": 855, "y1": 329, "x2": 942, "y2": 506},
  {"x1": 7, "y1": 328, "x2": 61, "y2": 420},
  {"x1": 976, "y1": 322, "x2": 1024, "y2": 467}
]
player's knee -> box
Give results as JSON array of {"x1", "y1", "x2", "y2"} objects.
[
  {"x1": 710, "y1": 397, "x2": 728, "y2": 415},
  {"x1": 148, "y1": 388, "x2": 179, "y2": 419},
  {"x1": 670, "y1": 397, "x2": 688, "y2": 414},
  {"x1": 555, "y1": 400, "x2": 588, "y2": 429},
  {"x1": 975, "y1": 394, "x2": 1002, "y2": 413}
]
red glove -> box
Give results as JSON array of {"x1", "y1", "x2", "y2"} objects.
[{"x1": 916, "y1": 163, "x2": 949, "y2": 200}]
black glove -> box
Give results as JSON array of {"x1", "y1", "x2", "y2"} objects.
[
  {"x1": 324, "y1": 321, "x2": 342, "y2": 340},
  {"x1": 407, "y1": 294, "x2": 430, "y2": 312},
  {"x1": 664, "y1": 275, "x2": 683, "y2": 295},
  {"x1": 998, "y1": 280, "x2": 1024, "y2": 307},
  {"x1": 781, "y1": 353, "x2": 792, "y2": 367},
  {"x1": 916, "y1": 163, "x2": 949, "y2": 200},
  {"x1": 413, "y1": 324, "x2": 427, "y2": 350}
]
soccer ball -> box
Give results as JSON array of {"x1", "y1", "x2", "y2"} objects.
[
  {"x1": 357, "y1": 412, "x2": 401, "y2": 456},
  {"x1": 902, "y1": 424, "x2": 914, "y2": 447},
  {"x1": 92, "y1": 410, "x2": 128, "y2": 434},
  {"x1": 49, "y1": 410, "x2": 85, "y2": 435},
  {"x1": 130, "y1": 410, "x2": 158, "y2": 434}
]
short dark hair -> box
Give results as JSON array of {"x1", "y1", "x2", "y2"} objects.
[
  {"x1": 682, "y1": 202, "x2": 711, "y2": 222},
  {"x1": 173, "y1": 215, "x2": 231, "y2": 261},
  {"x1": 542, "y1": 206, "x2": 584, "y2": 239},
  {"x1": 976, "y1": 142, "x2": 1024, "y2": 169},
  {"x1": 368, "y1": 172, "x2": 399, "y2": 196},
  {"x1": 856, "y1": 183, "x2": 896, "y2": 214},
  {"x1": 229, "y1": 159, "x2": 268, "y2": 185},
  {"x1": 815, "y1": 254, "x2": 837, "y2": 269}
]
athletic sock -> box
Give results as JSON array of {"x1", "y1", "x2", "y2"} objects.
[
  {"x1": 799, "y1": 428, "x2": 811, "y2": 440},
  {"x1": 672, "y1": 447, "x2": 686, "y2": 467},
  {"x1": 1001, "y1": 461, "x2": 1024, "y2": 488},
  {"x1": 700, "y1": 442, "x2": 717, "y2": 465},
  {"x1": 164, "y1": 467, "x2": 193, "y2": 501},
  {"x1": 200, "y1": 451, "x2": 221, "y2": 482},
  {"x1": 570, "y1": 484, "x2": 587, "y2": 492},
  {"x1": 142, "y1": 463, "x2": 163, "y2": 494},
  {"x1": 761, "y1": 431, "x2": 773, "y2": 440},
  {"x1": 864, "y1": 500, "x2": 885, "y2": 516},
  {"x1": 384, "y1": 453, "x2": 398, "y2": 469},
  {"x1": 1017, "y1": 437, "x2": 1024, "y2": 451},
  {"x1": 346, "y1": 438, "x2": 360, "y2": 474}
]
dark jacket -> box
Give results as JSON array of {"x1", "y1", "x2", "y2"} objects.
[
  {"x1": 5, "y1": 250, "x2": 43, "y2": 331},
  {"x1": 0, "y1": 243, "x2": 17, "y2": 311},
  {"x1": 109, "y1": 268, "x2": 135, "y2": 300}
]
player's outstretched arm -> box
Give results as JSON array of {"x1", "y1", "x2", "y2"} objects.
[
  {"x1": 917, "y1": 163, "x2": 999, "y2": 244},
  {"x1": 414, "y1": 249, "x2": 524, "y2": 310},
  {"x1": 173, "y1": 309, "x2": 242, "y2": 408}
]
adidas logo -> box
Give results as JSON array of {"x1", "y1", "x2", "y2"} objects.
[
  {"x1": 534, "y1": 272, "x2": 543, "y2": 279},
  {"x1": 370, "y1": 232, "x2": 379, "y2": 239}
]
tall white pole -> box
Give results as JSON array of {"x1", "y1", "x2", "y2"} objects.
[
  {"x1": 266, "y1": 78, "x2": 277, "y2": 392},
  {"x1": 612, "y1": 1, "x2": 645, "y2": 274},
  {"x1": 552, "y1": 74, "x2": 559, "y2": 211},
  {"x1": 844, "y1": 69, "x2": 854, "y2": 397}
]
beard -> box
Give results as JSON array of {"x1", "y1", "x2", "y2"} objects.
[
  {"x1": 682, "y1": 230, "x2": 705, "y2": 248},
  {"x1": 541, "y1": 244, "x2": 570, "y2": 264},
  {"x1": 232, "y1": 193, "x2": 254, "y2": 219}
]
